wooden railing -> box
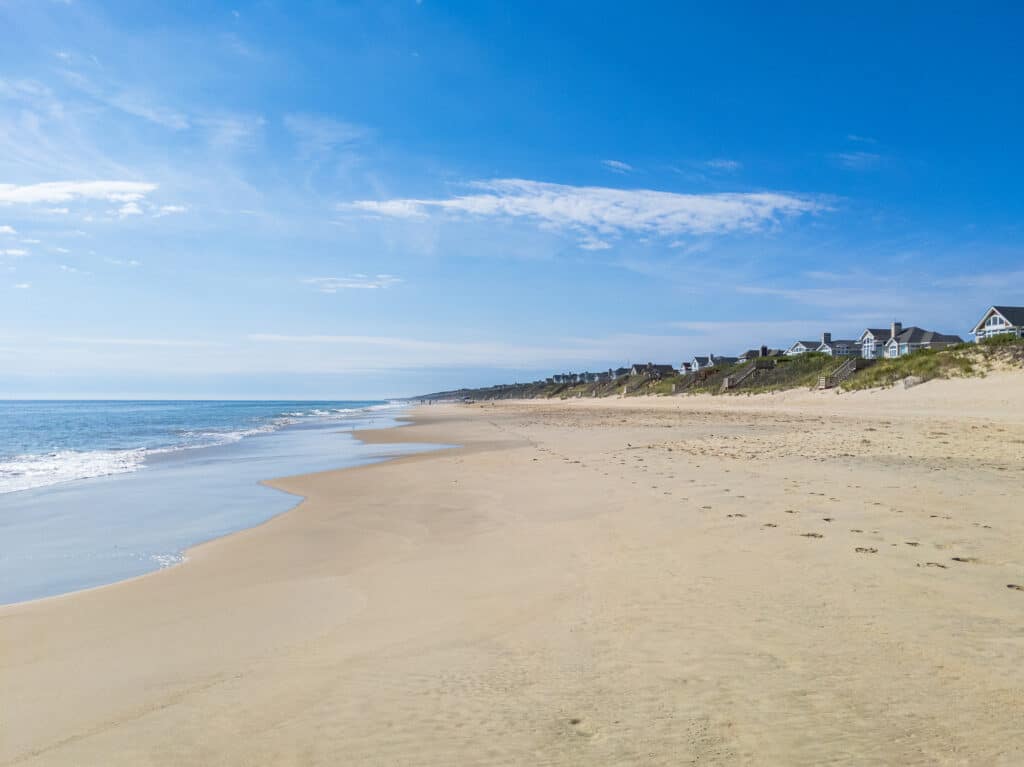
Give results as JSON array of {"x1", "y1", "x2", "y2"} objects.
[
  {"x1": 721, "y1": 362, "x2": 758, "y2": 392},
  {"x1": 819, "y1": 357, "x2": 872, "y2": 389}
]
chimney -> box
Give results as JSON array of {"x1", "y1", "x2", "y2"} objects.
[
  {"x1": 822, "y1": 332, "x2": 831, "y2": 344},
  {"x1": 891, "y1": 321, "x2": 902, "y2": 338}
]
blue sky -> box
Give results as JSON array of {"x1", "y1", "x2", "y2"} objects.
[{"x1": 1, "y1": 1, "x2": 1022, "y2": 398}]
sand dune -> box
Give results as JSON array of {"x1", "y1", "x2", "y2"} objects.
[{"x1": 4, "y1": 373, "x2": 1024, "y2": 765}]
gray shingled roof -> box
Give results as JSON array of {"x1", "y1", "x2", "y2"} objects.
[
  {"x1": 992, "y1": 306, "x2": 1024, "y2": 326},
  {"x1": 820, "y1": 339, "x2": 857, "y2": 348},
  {"x1": 863, "y1": 328, "x2": 894, "y2": 341},
  {"x1": 889, "y1": 327, "x2": 963, "y2": 345}
]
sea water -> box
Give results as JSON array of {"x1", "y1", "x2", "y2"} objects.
[{"x1": 0, "y1": 401, "x2": 444, "y2": 604}]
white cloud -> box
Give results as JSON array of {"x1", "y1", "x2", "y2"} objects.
[
  {"x1": 349, "y1": 179, "x2": 825, "y2": 243},
  {"x1": 0, "y1": 225, "x2": 16, "y2": 234},
  {"x1": 21, "y1": 238, "x2": 41, "y2": 244},
  {"x1": 104, "y1": 257, "x2": 140, "y2": 266},
  {"x1": 45, "y1": 208, "x2": 70, "y2": 215},
  {"x1": 0, "y1": 181, "x2": 157, "y2": 205},
  {"x1": 1, "y1": 249, "x2": 29, "y2": 257},
  {"x1": 578, "y1": 235, "x2": 612, "y2": 251},
  {"x1": 117, "y1": 202, "x2": 143, "y2": 218},
  {"x1": 847, "y1": 134, "x2": 877, "y2": 144},
  {"x1": 602, "y1": 159, "x2": 633, "y2": 173},
  {"x1": 705, "y1": 159, "x2": 742, "y2": 171},
  {"x1": 303, "y1": 274, "x2": 401, "y2": 292},
  {"x1": 830, "y1": 151, "x2": 881, "y2": 170},
  {"x1": 13, "y1": 282, "x2": 30, "y2": 289},
  {"x1": 348, "y1": 199, "x2": 428, "y2": 220},
  {"x1": 153, "y1": 204, "x2": 187, "y2": 218},
  {"x1": 54, "y1": 247, "x2": 70, "y2": 253}
]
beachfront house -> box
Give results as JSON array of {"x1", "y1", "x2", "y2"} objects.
[
  {"x1": 785, "y1": 339, "x2": 820, "y2": 356},
  {"x1": 882, "y1": 326, "x2": 963, "y2": 358},
  {"x1": 858, "y1": 324, "x2": 899, "y2": 359},
  {"x1": 690, "y1": 354, "x2": 737, "y2": 371},
  {"x1": 971, "y1": 306, "x2": 1024, "y2": 342},
  {"x1": 860, "y1": 322, "x2": 962, "y2": 358},
  {"x1": 613, "y1": 367, "x2": 631, "y2": 378},
  {"x1": 815, "y1": 332, "x2": 859, "y2": 357},
  {"x1": 630, "y1": 363, "x2": 676, "y2": 379},
  {"x1": 737, "y1": 347, "x2": 783, "y2": 362}
]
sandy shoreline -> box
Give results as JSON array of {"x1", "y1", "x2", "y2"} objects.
[{"x1": 4, "y1": 375, "x2": 1024, "y2": 765}]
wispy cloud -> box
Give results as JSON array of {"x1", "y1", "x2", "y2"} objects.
[
  {"x1": 846, "y1": 134, "x2": 877, "y2": 144},
  {"x1": 705, "y1": 159, "x2": 742, "y2": 172},
  {"x1": 13, "y1": 283, "x2": 30, "y2": 289},
  {"x1": 245, "y1": 331, "x2": 689, "y2": 369},
  {"x1": 348, "y1": 179, "x2": 826, "y2": 245},
  {"x1": 1, "y1": 248, "x2": 30, "y2": 257},
  {"x1": 303, "y1": 274, "x2": 401, "y2": 292},
  {"x1": 153, "y1": 205, "x2": 187, "y2": 218},
  {"x1": 284, "y1": 113, "x2": 366, "y2": 155},
  {"x1": 54, "y1": 336, "x2": 217, "y2": 347},
  {"x1": 60, "y1": 70, "x2": 190, "y2": 130},
  {"x1": 0, "y1": 225, "x2": 16, "y2": 234},
  {"x1": 602, "y1": 159, "x2": 633, "y2": 173},
  {"x1": 104, "y1": 257, "x2": 140, "y2": 266},
  {"x1": 830, "y1": 151, "x2": 881, "y2": 171},
  {"x1": 196, "y1": 114, "x2": 265, "y2": 148},
  {"x1": 0, "y1": 181, "x2": 157, "y2": 205}
]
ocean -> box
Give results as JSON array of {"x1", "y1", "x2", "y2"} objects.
[{"x1": 0, "y1": 400, "x2": 443, "y2": 604}]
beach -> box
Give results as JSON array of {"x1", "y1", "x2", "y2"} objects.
[{"x1": 4, "y1": 373, "x2": 1024, "y2": 765}]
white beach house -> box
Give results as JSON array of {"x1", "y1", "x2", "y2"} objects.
[
  {"x1": 858, "y1": 324, "x2": 899, "y2": 358},
  {"x1": 784, "y1": 339, "x2": 819, "y2": 356},
  {"x1": 971, "y1": 306, "x2": 1024, "y2": 341},
  {"x1": 815, "y1": 332, "x2": 859, "y2": 357},
  {"x1": 859, "y1": 322, "x2": 962, "y2": 358}
]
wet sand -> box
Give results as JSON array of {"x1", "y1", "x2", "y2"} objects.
[{"x1": 4, "y1": 372, "x2": 1024, "y2": 765}]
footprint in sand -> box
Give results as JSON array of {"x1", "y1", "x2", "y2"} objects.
[
  {"x1": 921, "y1": 562, "x2": 948, "y2": 569},
  {"x1": 855, "y1": 547, "x2": 878, "y2": 554},
  {"x1": 801, "y1": 532, "x2": 823, "y2": 538},
  {"x1": 1008, "y1": 584, "x2": 1024, "y2": 591},
  {"x1": 763, "y1": 523, "x2": 777, "y2": 528},
  {"x1": 951, "y1": 556, "x2": 979, "y2": 564},
  {"x1": 823, "y1": 517, "x2": 834, "y2": 522},
  {"x1": 905, "y1": 541, "x2": 920, "y2": 547}
]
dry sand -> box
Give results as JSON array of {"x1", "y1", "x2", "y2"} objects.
[{"x1": 4, "y1": 372, "x2": 1024, "y2": 765}]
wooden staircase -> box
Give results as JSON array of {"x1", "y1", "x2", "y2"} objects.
[
  {"x1": 819, "y1": 357, "x2": 873, "y2": 389},
  {"x1": 721, "y1": 362, "x2": 758, "y2": 392}
]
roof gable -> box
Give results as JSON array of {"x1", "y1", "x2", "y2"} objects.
[{"x1": 974, "y1": 306, "x2": 1024, "y2": 332}]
